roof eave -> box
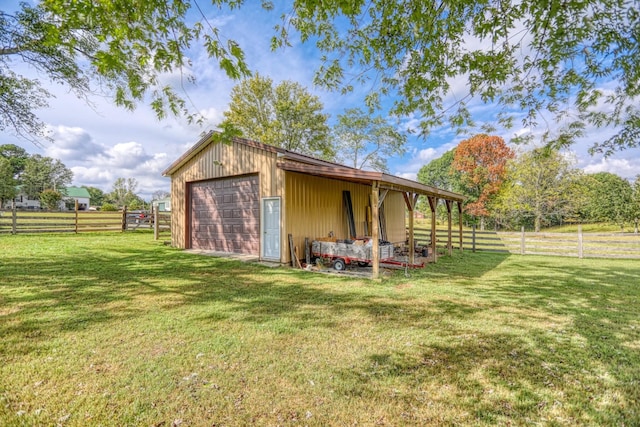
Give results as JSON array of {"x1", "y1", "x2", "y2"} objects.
[
  {"x1": 162, "y1": 130, "x2": 215, "y2": 177},
  {"x1": 278, "y1": 160, "x2": 465, "y2": 202}
]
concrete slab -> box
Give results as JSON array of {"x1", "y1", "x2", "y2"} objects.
[{"x1": 184, "y1": 249, "x2": 260, "y2": 263}]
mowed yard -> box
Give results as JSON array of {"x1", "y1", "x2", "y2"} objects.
[{"x1": 0, "y1": 233, "x2": 638, "y2": 426}]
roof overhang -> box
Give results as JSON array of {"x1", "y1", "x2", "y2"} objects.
[
  {"x1": 277, "y1": 158, "x2": 465, "y2": 202},
  {"x1": 163, "y1": 131, "x2": 465, "y2": 203}
]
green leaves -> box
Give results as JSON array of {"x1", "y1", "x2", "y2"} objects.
[
  {"x1": 2, "y1": 0, "x2": 255, "y2": 143},
  {"x1": 21, "y1": 155, "x2": 73, "y2": 198},
  {"x1": 108, "y1": 177, "x2": 142, "y2": 207},
  {"x1": 39, "y1": 188, "x2": 63, "y2": 210},
  {"x1": 3, "y1": 0, "x2": 639, "y2": 155},
  {"x1": 577, "y1": 172, "x2": 635, "y2": 227},
  {"x1": 221, "y1": 74, "x2": 334, "y2": 160},
  {"x1": 0, "y1": 157, "x2": 18, "y2": 204},
  {"x1": 333, "y1": 107, "x2": 407, "y2": 172},
  {"x1": 495, "y1": 148, "x2": 578, "y2": 231},
  {"x1": 284, "y1": 0, "x2": 640, "y2": 151}
]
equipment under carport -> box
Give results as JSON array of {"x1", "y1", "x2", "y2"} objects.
[{"x1": 311, "y1": 238, "x2": 394, "y2": 271}]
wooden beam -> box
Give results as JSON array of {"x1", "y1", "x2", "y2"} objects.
[
  {"x1": 402, "y1": 192, "x2": 419, "y2": 211},
  {"x1": 404, "y1": 192, "x2": 419, "y2": 265},
  {"x1": 446, "y1": 199, "x2": 453, "y2": 256},
  {"x1": 402, "y1": 192, "x2": 411, "y2": 210},
  {"x1": 185, "y1": 182, "x2": 191, "y2": 248},
  {"x1": 372, "y1": 182, "x2": 380, "y2": 279},
  {"x1": 378, "y1": 189, "x2": 389, "y2": 208},
  {"x1": 458, "y1": 201, "x2": 464, "y2": 252},
  {"x1": 428, "y1": 196, "x2": 438, "y2": 263}
]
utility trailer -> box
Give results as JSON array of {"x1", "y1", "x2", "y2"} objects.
[{"x1": 311, "y1": 239, "x2": 395, "y2": 270}]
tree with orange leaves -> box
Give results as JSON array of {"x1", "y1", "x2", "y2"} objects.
[{"x1": 452, "y1": 134, "x2": 514, "y2": 229}]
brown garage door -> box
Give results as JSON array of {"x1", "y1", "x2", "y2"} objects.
[{"x1": 190, "y1": 175, "x2": 259, "y2": 254}]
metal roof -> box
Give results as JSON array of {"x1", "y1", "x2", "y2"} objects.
[
  {"x1": 62, "y1": 186, "x2": 91, "y2": 198},
  {"x1": 162, "y1": 131, "x2": 465, "y2": 202}
]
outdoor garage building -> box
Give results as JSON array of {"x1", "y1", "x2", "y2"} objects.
[{"x1": 162, "y1": 132, "x2": 465, "y2": 278}]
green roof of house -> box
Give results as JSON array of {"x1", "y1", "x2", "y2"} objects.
[{"x1": 62, "y1": 186, "x2": 91, "y2": 198}]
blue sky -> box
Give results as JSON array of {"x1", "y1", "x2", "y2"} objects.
[{"x1": 3, "y1": 2, "x2": 639, "y2": 200}]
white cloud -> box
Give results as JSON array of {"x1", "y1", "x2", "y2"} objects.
[
  {"x1": 44, "y1": 126, "x2": 106, "y2": 161},
  {"x1": 3, "y1": 1, "x2": 639, "y2": 202},
  {"x1": 71, "y1": 166, "x2": 116, "y2": 188},
  {"x1": 582, "y1": 157, "x2": 640, "y2": 180},
  {"x1": 99, "y1": 142, "x2": 152, "y2": 168},
  {"x1": 417, "y1": 148, "x2": 438, "y2": 162},
  {"x1": 389, "y1": 140, "x2": 461, "y2": 183},
  {"x1": 396, "y1": 172, "x2": 417, "y2": 181}
]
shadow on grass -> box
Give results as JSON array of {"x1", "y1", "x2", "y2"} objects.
[
  {"x1": 1, "y1": 238, "x2": 505, "y2": 357},
  {"x1": 335, "y1": 252, "x2": 640, "y2": 425},
  {"x1": 475, "y1": 256, "x2": 640, "y2": 423},
  {"x1": 1, "y1": 236, "x2": 638, "y2": 424}
]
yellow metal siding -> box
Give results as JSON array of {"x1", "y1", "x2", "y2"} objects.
[
  {"x1": 383, "y1": 192, "x2": 407, "y2": 244},
  {"x1": 284, "y1": 173, "x2": 407, "y2": 262},
  {"x1": 169, "y1": 141, "x2": 283, "y2": 250},
  {"x1": 168, "y1": 138, "x2": 408, "y2": 263}
]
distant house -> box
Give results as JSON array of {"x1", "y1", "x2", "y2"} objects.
[
  {"x1": 3, "y1": 187, "x2": 40, "y2": 209},
  {"x1": 2, "y1": 186, "x2": 91, "y2": 210},
  {"x1": 61, "y1": 187, "x2": 91, "y2": 210},
  {"x1": 152, "y1": 197, "x2": 171, "y2": 212}
]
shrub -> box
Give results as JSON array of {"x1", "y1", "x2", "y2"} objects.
[{"x1": 39, "y1": 189, "x2": 62, "y2": 210}]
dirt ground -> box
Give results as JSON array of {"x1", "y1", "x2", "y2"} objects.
[{"x1": 303, "y1": 253, "x2": 433, "y2": 278}]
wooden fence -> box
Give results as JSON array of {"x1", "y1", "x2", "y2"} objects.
[
  {"x1": 0, "y1": 206, "x2": 171, "y2": 240},
  {"x1": 411, "y1": 225, "x2": 640, "y2": 259}
]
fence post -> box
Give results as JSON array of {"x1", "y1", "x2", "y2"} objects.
[
  {"x1": 578, "y1": 224, "x2": 583, "y2": 259},
  {"x1": 74, "y1": 200, "x2": 79, "y2": 234},
  {"x1": 153, "y1": 205, "x2": 159, "y2": 240},
  {"x1": 121, "y1": 206, "x2": 127, "y2": 232},
  {"x1": 11, "y1": 201, "x2": 17, "y2": 235},
  {"x1": 520, "y1": 226, "x2": 525, "y2": 255},
  {"x1": 472, "y1": 224, "x2": 476, "y2": 253}
]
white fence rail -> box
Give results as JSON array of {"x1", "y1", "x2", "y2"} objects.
[{"x1": 411, "y1": 226, "x2": 640, "y2": 259}]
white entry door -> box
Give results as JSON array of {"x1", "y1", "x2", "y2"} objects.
[{"x1": 261, "y1": 197, "x2": 281, "y2": 260}]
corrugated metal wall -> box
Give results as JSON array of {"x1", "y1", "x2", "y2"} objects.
[
  {"x1": 168, "y1": 138, "x2": 409, "y2": 264},
  {"x1": 285, "y1": 172, "x2": 407, "y2": 262},
  {"x1": 169, "y1": 140, "x2": 284, "y2": 252},
  {"x1": 383, "y1": 192, "x2": 407, "y2": 244}
]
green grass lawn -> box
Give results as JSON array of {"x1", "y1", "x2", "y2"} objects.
[{"x1": 1, "y1": 233, "x2": 638, "y2": 426}]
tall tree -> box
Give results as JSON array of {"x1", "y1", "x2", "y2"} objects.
[
  {"x1": 0, "y1": 144, "x2": 29, "y2": 179},
  {"x1": 333, "y1": 108, "x2": 406, "y2": 172},
  {"x1": 417, "y1": 150, "x2": 461, "y2": 192},
  {"x1": 4, "y1": 2, "x2": 638, "y2": 153},
  {"x1": 21, "y1": 155, "x2": 73, "y2": 198},
  {"x1": 632, "y1": 176, "x2": 640, "y2": 233},
  {"x1": 108, "y1": 177, "x2": 141, "y2": 208},
  {"x1": 580, "y1": 172, "x2": 635, "y2": 230},
  {"x1": 416, "y1": 149, "x2": 463, "y2": 220},
  {"x1": 281, "y1": 1, "x2": 640, "y2": 154},
  {"x1": 452, "y1": 134, "x2": 514, "y2": 229},
  {"x1": 494, "y1": 148, "x2": 577, "y2": 232},
  {"x1": 82, "y1": 186, "x2": 105, "y2": 207},
  {"x1": 222, "y1": 74, "x2": 334, "y2": 160},
  {"x1": 0, "y1": 156, "x2": 17, "y2": 205}
]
